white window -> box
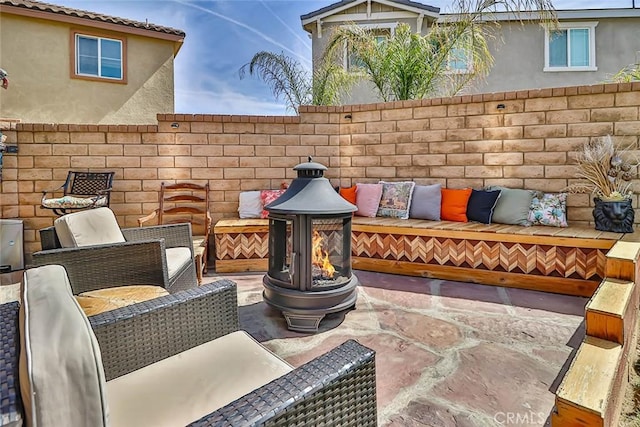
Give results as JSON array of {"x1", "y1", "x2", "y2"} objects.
[
  {"x1": 343, "y1": 23, "x2": 397, "y2": 71},
  {"x1": 446, "y1": 46, "x2": 472, "y2": 74},
  {"x1": 75, "y1": 33, "x2": 124, "y2": 80},
  {"x1": 544, "y1": 22, "x2": 597, "y2": 72}
]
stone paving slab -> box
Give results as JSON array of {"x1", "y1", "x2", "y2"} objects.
[{"x1": 205, "y1": 270, "x2": 587, "y2": 427}]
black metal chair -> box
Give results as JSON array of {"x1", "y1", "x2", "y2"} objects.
[{"x1": 41, "y1": 171, "x2": 115, "y2": 216}]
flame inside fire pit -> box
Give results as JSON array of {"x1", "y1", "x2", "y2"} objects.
[{"x1": 312, "y1": 229, "x2": 335, "y2": 279}]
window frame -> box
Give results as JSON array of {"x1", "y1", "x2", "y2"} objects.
[
  {"x1": 445, "y1": 45, "x2": 473, "y2": 75},
  {"x1": 341, "y1": 23, "x2": 398, "y2": 71},
  {"x1": 70, "y1": 30, "x2": 127, "y2": 83},
  {"x1": 543, "y1": 21, "x2": 598, "y2": 72}
]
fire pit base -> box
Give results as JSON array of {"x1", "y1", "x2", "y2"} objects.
[{"x1": 263, "y1": 275, "x2": 358, "y2": 333}]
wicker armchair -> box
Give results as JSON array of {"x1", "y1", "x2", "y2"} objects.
[
  {"x1": 1, "y1": 269, "x2": 378, "y2": 427},
  {"x1": 33, "y1": 208, "x2": 198, "y2": 293},
  {"x1": 41, "y1": 171, "x2": 115, "y2": 216}
]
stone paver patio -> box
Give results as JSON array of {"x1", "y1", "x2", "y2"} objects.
[{"x1": 204, "y1": 270, "x2": 586, "y2": 427}]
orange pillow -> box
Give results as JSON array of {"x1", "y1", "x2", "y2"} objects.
[
  {"x1": 441, "y1": 188, "x2": 472, "y2": 222},
  {"x1": 339, "y1": 185, "x2": 357, "y2": 205}
]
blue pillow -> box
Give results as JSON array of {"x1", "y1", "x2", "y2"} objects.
[{"x1": 466, "y1": 190, "x2": 501, "y2": 224}]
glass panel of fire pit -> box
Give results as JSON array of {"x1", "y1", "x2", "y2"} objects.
[
  {"x1": 311, "y1": 217, "x2": 351, "y2": 289},
  {"x1": 268, "y1": 217, "x2": 293, "y2": 284}
]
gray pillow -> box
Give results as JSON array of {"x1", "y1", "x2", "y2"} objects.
[
  {"x1": 487, "y1": 186, "x2": 535, "y2": 226},
  {"x1": 409, "y1": 183, "x2": 442, "y2": 220}
]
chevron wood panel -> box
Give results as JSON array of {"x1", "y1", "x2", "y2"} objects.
[{"x1": 215, "y1": 232, "x2": 268, "y2": 260}]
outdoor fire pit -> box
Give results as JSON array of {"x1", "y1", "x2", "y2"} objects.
[{"x1": 262, "y1": 158, "x2": 358, "y2": 332}]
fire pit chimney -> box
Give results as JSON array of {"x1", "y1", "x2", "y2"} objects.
[{"x1": 263, "y1": 158, "x2": 358, "y2": 332}]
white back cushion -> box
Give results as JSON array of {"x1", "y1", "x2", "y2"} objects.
[
  {"x1": 19, "y1": 265, "x2": 108, "y2": 427},
  {"x1": 55, "y1": 207, "x2": 125, "y2": 248}
]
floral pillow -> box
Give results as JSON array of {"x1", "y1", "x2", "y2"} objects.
[
  {"x1": 377, "y1": 181, "x2": 416, "y2": 219},
  {"x1": 260, "y1": 189, "x2": 286, "y2": 219},
  {"x1": 528, "y1": 192, "x2": 568, "y2": 227}
]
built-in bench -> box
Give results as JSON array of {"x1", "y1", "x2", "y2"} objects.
[{"x1": 214, "y1": 217, "x2": 626, "y2": 297}]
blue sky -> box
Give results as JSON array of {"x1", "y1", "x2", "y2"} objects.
[{"x1": 53, "y1": 0, "x2": 634, "y2": 116}]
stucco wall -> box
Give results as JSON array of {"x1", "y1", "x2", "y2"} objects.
[
  {"x1": 0, "y1": 83, "x2": 638, "y2": 258},
  {"x1": 0, "y1": 14, "x2": 175, "y2": 124}
]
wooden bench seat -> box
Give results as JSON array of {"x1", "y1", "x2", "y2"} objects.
[{"x1": 214, "y1": 217, "x2": 626, "y2": 297}]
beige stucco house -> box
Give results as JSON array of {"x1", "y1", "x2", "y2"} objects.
[
  {"x1": 301, "y1": 0, "x2": 640, "y2": 104},
  {"x1": 0, "y1": 0, "x2": 185, "y2": 124}
]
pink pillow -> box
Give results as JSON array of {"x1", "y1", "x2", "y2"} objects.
[
  {"x1": 355, "y1": 183, "x2": 383, "y2": 217},
  {"x1": 260, "y1": 189, "x2": 286, "y2": 218}
]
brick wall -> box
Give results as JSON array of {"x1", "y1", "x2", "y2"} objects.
[{"x1": 1, "y1": 82, "x2": 639, "y2": 256}]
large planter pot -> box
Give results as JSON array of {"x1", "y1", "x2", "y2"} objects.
[{"x1": 593, "y1": 197, "x2": 635, "y2": 233}]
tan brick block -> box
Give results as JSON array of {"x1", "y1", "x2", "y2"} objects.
[
  {"x1": 413, "y1": 130, "x2": 447, "y2": 143},
  {"x1": 615, "y1": 121, "x2": 640, "y2": 135},
  {"x1": 17, "y1": 157, "x2": 33, "y2": 168},
  {"x1": 364, "y1": 143, "x2": 395, "y2": 156},
  {"x1": 503, "y1": 165, "x2": 543, "y2": 178},
  {"x1": 447, "y1": 153, "x2": 482, "y2": 165},
  {"x1": 567, "y1": 122, "x2": 613, "y2": 137},
  {"x1": 18, "y1": 181, "x2": 34, "y2": 192},
  {"x1": 158, "y1": 145, "x2": 191, "y2": 156},
  {"x1": 396, "y1": 119, "x2": 429, "y2": 132},
  {"x1": 223, "y1": 123, "x2": 255, "y2": 134},
  {"x1": 545, "y1": 137, "x2": 589, "y2": 151},
  {"x1": 254, "y1": 123, "x2": 284, "y2": 134},
  {"x1": 381, "y1": 108, "x2": 413, "y2": 121},
  {"x1": 177, "y1": 133, "x2": 208, "y2": 144},
  {"x1": 504, "y1": 112, "x2": 545, "y2": 126},
  {"x1": 565, "y1": 207, "x2": 593, "y2": 221},
  {"x1": 124, "y1": 146, "x2": 158, "y2": 156},
  {"x1": 484, "y1": 153, "x2": 523, "y2": 165},
  {"x1": 125, "y1": 192, "x2": 159, "y2": 203},
  {"x1": 465, "y1": 166, "x2": 503, "y2": 178},
  {"x1": 464, "y1": 140, "x2": 503, "y2": 153},
  {"x1": 366, "y1": 121, "x2": 396, "y2": 133},
  {"x1": 524, "y1": 97, "x2": 567, "y2": 111},
  {"x1": 142, "y1": 133, "x2": 175, "y2": 144},
  {"x1": 34, "y1": 132, "x2": 70, "y2": 143},
  {"x1": 524, "y1": 152, "x2": 566, "y2": 164},
  {"x1": 207, "y1": 157, "x2": 239, "y2": 168},
  {"x1": 501, "y1": 139, "x2": 543, "y2": 152},
  {"x1": 224, "y1": 168, "x2": 255, "y2": 179},
  {"x1": 484, "y1": 100, "x2": 524, "y2": 114},
  {"x1": 209, "y1": 134, "x2": 239, "y2": 145},
  {"x1": 285, "y1": 123, "x2": 314, "y2": 135},
  {"x1": 524, "y1": 179, "x2": 567, "y2": 192},
  {"x1": 1, "y1": 181, "x2": 17, "y2": 193},
  {"x1": 365, "y1": 166, "x2": 396, "y2": 178},
  {"x1": 430, "y1": 117, "x2": 465, "y2": 130},
  {"x1": 336, "y1": 167, "x2": 366, "y2": 178},
  {"x1": 566, "y1": 193, "x2": 590, "y2": 207},
  {"x1": 591, "y1": 107, "x2": 638, "y2": 122},
  {"x1": 567, "y1": 93, "x2": 615, "y2": 109},
  {"x1": 447, "y1": 103, "x2": 484, "y2": 117},
  {"x1": 381, "y1": 155, "x2": 411, "y2": 166},
  {"x1": 301, "y1": 134, "x2": 330, "y2": 145},
  {"x1": 140, "y1": 157, "x2": 174, "y2": 168},
  {"x1": 300, "y1": 112, "x2": 329, "y2": 124},
  {"x1": 430, "y1": 166, "x2": 464, "y2": 177},
  {"x1": 106, "y1": 157, "x2": 141, "y2": 168},
  {"x1": 395, "y1": 143, "x2": 427, "y2": 155},
  {"x1": 270, "y1": 156, "x2": 300, "y2": 168},
  {"x1": 466, "y1": 115, "x2": 502, "y2": 128},
  {"x1": 224, "y1": 145, "x2": 255, "y2": 157},
  {"x1": 69, "y1": 132, "x2": 105, "y2": 143},
  {"x1": 350, "y1": 110, "x2": 380, "y2": 123},
  {"x1": 352, "y1": 133, "x2": 381, "y2": 145},
  {"x1": 158, "y1": 168, "x2": 192, "y2": 180},
  {"x1": 341, "y1": 123, "x2": 366, "y2": 134},
  {"x1": 17, "y1": 132, "x2": 34, "y2": 143},
  {"x1": 340, "y1": 145, "x2": 366, "y2": 156},
  {"x1": 240, "y1": 134, "x2": 270, "y2": 145},
  {"x1": 256, "y1": 168, "x2": 286, "y2": 179},
  {"x1": 413, "y1": 154, "x2": 446, "y2": 166},
  {"x1": 70, "y1": 157, "x2": 105, "y2": 168},
  {"x1": 18, "y1": 144, "x2": 52, "y2": 155},
  {"x1": 257, "y1": 146, "x2": 285, "y2": 157},
  {"x1": 524, "y1": 124, "x2": 566, "y2": 139},
  {"x1": 616, "y1": 91, "x2": 640, "y2": 106},
  {"x1": 484, "y1": 178, "x2": 523, "y2": 188},
  {"x1": 414, "y1": 105, "x2": 447, "y2": 119},
  {"x1": 117, "y1": 180, "x2": 144, "y2": 192},
  {"x1": 397, "y1": 167, "x2": 432, "y2": 178},
  {"x1": 271, "y1": 135, "x2": 300, "y2": 145},
  {"x1": 89, "y1": 145, "x2": 123, "y2": 156},
  {"x1": 176, "y1": 156, "x2": 207, "y2": 168},
  {"x1": 286, "y1": 146, "x2": 314, "y2": 157},
  {"x1": 238, "y1": 179, "x2": 270, "y2": 190},
  {"x1": 380, "y1": 132, "x2": 411, "y2": 144},
  {"x1": 430, "y1": 142, "x2": 464, "y2": 154},
  {"x1": 352, "y1": 156, "x2": 380, "y2": 167},
  {"x1": 446, "y1": 128, "x2": 483, "y2": 141},
  {"x1": 545, "y1": 109, "x2": 590, "y2": 124},
  {"x1": 238, "y1": 156, "x2": 269, "y2": 168},
  {"x1": 544, "y1": 165, "x2": 576, "y2": 178},
  {"x1": 314, "y1": 124, "x2": 340, "y2": 135},
  {"x1": 447, "y1": 179, "x2": 484, "y2": 189},
  {"x1": 107, "y1": 133, "x2": 141, "y2": 144},
  {"x1": 123, "y1": 168, "x2": 158, "y2": 180},
  {"x1": 53, "y1": 145, "x2": 88, "y2": 155},
  {"x1": 34, "y1": 156, "x2": 69, "y2": 168},
  {"x1": 191, "y1": 146, "x2": 223, "y2": 156},
  {"x1": 484, "y1": 127, "x2": 523, "y2": 140},
  {"x1": 190, "y1": 122, "x2": 223, "y2": 133},
  {"x1": 314, "y1": 146, "x2": 339, "y2": 157}
]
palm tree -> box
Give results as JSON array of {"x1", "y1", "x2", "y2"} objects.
[
  {"x1": 238, "y1": 51, "x2": 356, "y2": 112},
  {"x1": 323, "y1": 0, "x2": 556, "y2": 102},
  {"x1": 610, "y1": 61, "x2": 640, "y2": 83}
]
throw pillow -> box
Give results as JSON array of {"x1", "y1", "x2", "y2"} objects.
[
  {"x1": 488, "y1": 186, "x2": 535, "y2": 226},
  {"x1": 441, "y1": 188, "x2": 472, "y2": 222},
  {"x1": 238, "y1": 191, "x2": 263, "y2": 219},
  {"x1": 377, "y1": 181, "x2": 416, "y2": 219},
  {"x1": 466, "y1": 189, "x2": 501, "y2": 224},
  {"x1": 260, "y1": 189, "x2": 286, "y2": 219},
  {"x1": 528, "y1": 192, "x2": 568, "y2": 227},
  {"x1": 339, "y1": 185, "x2": 357, "y2": 205},
  {"x1": 355, "y1": 183, "x2": 383, "y2": 217},
  {"x1": 409, "y1": 183, "x2": 442, "y2": 221}
]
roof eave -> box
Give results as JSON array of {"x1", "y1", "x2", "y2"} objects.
[{"x1": 301, "y1": 0, "x2": 440, "y2": 27}]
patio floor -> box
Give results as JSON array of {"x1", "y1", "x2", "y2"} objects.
[{"x1": 203, "y1": 270, "x2": 587, "y2": 427}]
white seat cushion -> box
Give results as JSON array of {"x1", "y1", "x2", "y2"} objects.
[
  {"x1": 106, "y1": 330, "x2": 293, "y2": 427},
  {"x1": 54, "y1": 207, "x2": 125, "y2": 248},
  {"x1": 165, "y1": 247, "x2": 192, "y2": 279}
]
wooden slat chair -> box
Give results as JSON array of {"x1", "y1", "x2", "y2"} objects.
[
  {"x1": 139, "y1": 182, "x2": 211, "y2": 284},
  {"x1": 41, "y1": 171, "x2": 115, "y2": 216}
]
